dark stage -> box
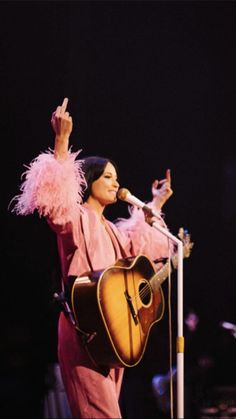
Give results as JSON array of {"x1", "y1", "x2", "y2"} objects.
[{"x1": 1, "y1": 1, "x2": 236, "y2": 418}]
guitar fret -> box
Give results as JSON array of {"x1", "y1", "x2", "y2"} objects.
[
  {"x1": 150, "y1": 232, "x2": 192, "y2": 291},
  {"x1": 150, "y1": 262, "x2": 171, "y2": 291}
]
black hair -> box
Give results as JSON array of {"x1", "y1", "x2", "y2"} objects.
[{"x1": 81, "y1": 156, "x2": 118, "y2": 202}]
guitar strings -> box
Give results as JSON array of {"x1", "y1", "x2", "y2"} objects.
[
  {"x1": 108, "y1": 261, "x2": 170, "y2": 325},
  {"x1": 131, "y1": 263, "x2": 168, "y2": 303}
]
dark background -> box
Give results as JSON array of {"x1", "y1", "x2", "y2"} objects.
[{"x1": 1, "y1": 1, "x2": 236, "y2": 418}]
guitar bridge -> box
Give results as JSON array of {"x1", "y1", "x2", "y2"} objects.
[{"x1": 124, "y1": 290, "x2": 138, "y2": 325}]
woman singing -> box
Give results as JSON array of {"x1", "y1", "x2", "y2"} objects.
[{"x1": 12, "y1": 98, "x2": 173, "y2": 418}]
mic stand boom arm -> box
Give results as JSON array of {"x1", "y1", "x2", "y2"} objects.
[{"x1": 145, "y1": 212, "x2": 184, "y2": 419}]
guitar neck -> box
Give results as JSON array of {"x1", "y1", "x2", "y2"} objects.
[{"x1": 150, "y1": 253, "x2": 178, "y2": 290}]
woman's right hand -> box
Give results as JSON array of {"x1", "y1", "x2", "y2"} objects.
[{"x1": 52, "y1": 97, "x2": 73, "y2": 159}]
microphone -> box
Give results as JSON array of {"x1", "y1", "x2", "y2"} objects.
[{"x1": 117, "y1": 188, "x2": 161, "y2": 219}]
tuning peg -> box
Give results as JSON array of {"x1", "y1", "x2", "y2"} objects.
[{"x1": 178, "y1": 227, "x2": 184, "y2": 239}]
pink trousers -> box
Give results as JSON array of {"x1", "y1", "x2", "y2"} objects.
[{"x1": 58, "y1": 313, "x2": 124, "y2": 418}]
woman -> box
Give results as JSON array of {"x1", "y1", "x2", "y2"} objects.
[{"x1": 13, "y1": 98, "x2": 173, "y2": 418}]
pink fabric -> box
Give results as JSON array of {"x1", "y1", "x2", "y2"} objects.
[
  {"x1": 12, "y1": 150, "x2": 172, "y2": 418},
  {"x1": 116, "y1": 205, "x2": 174, "y2": 261},
  {"x1": 58, "y1": 314, "x2": 124, "y2": 419}
]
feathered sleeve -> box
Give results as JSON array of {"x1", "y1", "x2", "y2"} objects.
[
  {"x1": 11, "y1": 149, "x2": 87, "y2": 224},
  {"x1": 115, "y1": 205, "x2": 174, "y2": 261}
]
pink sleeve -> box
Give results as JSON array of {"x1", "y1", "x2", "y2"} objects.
[
  {"x1": 11, "y1": 149, "x2": 87, "y2": 225},
  {"x1": 116, "y1": 206, "x2": 174, "y2": 260}
]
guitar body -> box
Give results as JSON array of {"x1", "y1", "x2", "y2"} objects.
[{"x1": 71, "y1": 255, "x2": 164, "y2": 368}]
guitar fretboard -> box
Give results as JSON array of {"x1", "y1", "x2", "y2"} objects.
[{"x1": 150, "y1": 253, "x2": 179, "y2": 290}]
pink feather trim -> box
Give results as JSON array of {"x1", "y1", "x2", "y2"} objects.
[
  {"x1": 116, "y1": 206, "x2": 146, "y2": 231},
  {"x1": 116, "y1": 205, "x2": 164, "y2": 231},
  {"x1": 11, "y1": 149, "x2": 87, "y2": 222},
  {"x1": 116, "y1": 206, "x2": 173, "y2": 258}
]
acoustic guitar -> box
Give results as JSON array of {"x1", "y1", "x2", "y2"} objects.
[{"x1": 71, "y1": 228, "x2": 193, "y2": 368}]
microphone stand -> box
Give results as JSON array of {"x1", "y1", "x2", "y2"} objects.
[
  {"x1": 145, "y1": 210, "x2": 184, "y2": 419},
  {"x1": 117, "y1": 189, "x2": 184, "y2": 417}
]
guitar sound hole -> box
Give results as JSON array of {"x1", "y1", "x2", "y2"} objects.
[{"x1": 139, "y1": 281, "x2": 152, "y2": 306}]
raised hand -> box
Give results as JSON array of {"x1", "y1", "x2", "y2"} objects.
[
  {"x1": 51, "y1": 97, "x2": 73, "y2": 139},
  {"x1": 52, "y1": 98, "x2": 73, "y2": 159},
  {"x1": 151, "y1": 169, "x2": 173, "y2": 210}
]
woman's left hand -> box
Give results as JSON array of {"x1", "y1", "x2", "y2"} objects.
[{"x1": 151, "y1": 169, "x2": 173, "y2": 210}]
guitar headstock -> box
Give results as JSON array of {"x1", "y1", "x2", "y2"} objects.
[{"x1": 178, "y1": 227, "x2": 194, "y2": 259}]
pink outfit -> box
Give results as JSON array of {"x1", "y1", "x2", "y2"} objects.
[{"x1": 13, "y1": 150, "x2": 172, "y2": 418}]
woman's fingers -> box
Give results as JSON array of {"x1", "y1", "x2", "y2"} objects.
[
  {"x1": 61, "y1": 97, "x2": 68, "y2": 112},
  {"x1": 53, "y1": 98, "x2": 69, "y2": 118},
  {"x1": 152, "y1": 179, "x2": 159, "y2": 189},
  {"x1": 166, "y1": 168, "x2": 171, "y2": 186},
  {"x1": 51, "y1": 98, "x2": 72, "y2": 136}
]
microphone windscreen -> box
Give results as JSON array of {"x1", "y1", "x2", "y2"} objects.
[{"x1": 117, "y1": 188, "x2": 130, "y2": 201}]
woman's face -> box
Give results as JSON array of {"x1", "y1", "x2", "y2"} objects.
[{"x1": 90, "y1": 162, "x2": 119, "y2": 206}]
